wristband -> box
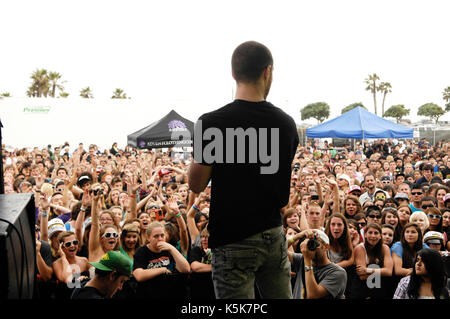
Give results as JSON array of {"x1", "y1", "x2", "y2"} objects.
[
  {"x1": 80, "y1": 207, "x2": 86, "y2": 212},
  {"x1": 40, "y1": 211, "x2": 49, "y2": 218},
  {"x1": 192, "y1": 205, "x2": 200, "y2": 211},
  {"x1": 175, "y1": 211, "x2": 182, "y2": 217},
  {"x1": 129, "y1": 194, "x2": 136, "y2": 198}
]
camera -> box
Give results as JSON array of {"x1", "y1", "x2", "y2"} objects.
[
  {"x1": 90, "y1": 188, "x2": 103, "y2": 196},
  {"x1": 310, "y1": 194, "x2": 319, "y2": 201},
  {"x1": 307, "y1": 234, "x2": 320, "y2": 251},
  {"x1": 293, "y1": 163, "x2": 300, "y2": 171}
]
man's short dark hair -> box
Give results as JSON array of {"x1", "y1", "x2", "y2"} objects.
[
  {"x1": 421, "y1": 164, "x2": 433, "y2": 172},
  {"x1": 231, "y1": 41, "x2": 273, "y2": 83},
  {"x1": 420, "y1": 196, "x2": 437, "y2": 206}
]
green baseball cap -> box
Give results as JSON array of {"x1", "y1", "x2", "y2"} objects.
[{"x1": 89, "y1": 251, "x2": 132, "y2": 277}]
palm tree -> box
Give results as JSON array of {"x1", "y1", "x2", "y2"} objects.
[
  {"x1": 48, "y1": 72, "x2": 65, "y2": 97},
  {"x1": 111, "y1": 88, "x2": 128, "y2": 99},
  {"x1": 80, "y1": 87, "x2": 94, "y2": 98},
  {"x1": 364, "y1": 73, "x2": 380, "y2": 115},
  {"x1": 443, "y1": 86, "x2": 450, "y2": 111},
  {"x1": 59, "y1": 92, "x2": 69, "y2": 98},
  {"x1": 378, "y1": 82, "x2": 392, "y2": 117},
  {"x1": 28, "y1": 69, "x2": 50, "y2": 97},
  {"x1": 1, "y1": 92, "x2": 11, "y2": 97}
]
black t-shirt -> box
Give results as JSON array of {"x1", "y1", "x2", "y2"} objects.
[
  {"x1": 189, "y1": 246, "x2": 212, "y2": 264},
  {"x1": 194, "y1": 99, "x2": 299, "y2": 248},
  {"x1": 38, "y1": 240, "x2": 53, "y2": 269},
  {"x1": 71, "y1": 286, "x2": 105, "y2": 299},
  {"x1": 133, "y1": 245, "x2": 176, "y2": 272}
]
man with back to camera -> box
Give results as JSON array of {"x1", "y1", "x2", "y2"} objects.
[{"x1": 188, "y1": 41, "x2": 299, "y2": 299}]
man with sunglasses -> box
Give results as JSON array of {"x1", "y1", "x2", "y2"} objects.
[
  {"x1": 365, "y1": 206, "x2": 382, "y2": 225},
  {"x1": 409, "y1": 184, "x2": 425, "y2": 213},
  {"x1": 419, "y1": 196, "x2": 437, "y2": 211}
]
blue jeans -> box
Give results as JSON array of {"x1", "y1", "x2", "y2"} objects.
[{"x1": 211, "y1": 226, "x2": 292, "y2": 299}]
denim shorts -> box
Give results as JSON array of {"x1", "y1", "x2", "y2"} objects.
[{"x1": 211, "y1": 225, "x2": 292, "y2": 299}]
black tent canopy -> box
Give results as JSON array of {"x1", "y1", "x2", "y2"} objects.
[{"x1": 127, "y1": 110, "x2": 194, "y2": 149}]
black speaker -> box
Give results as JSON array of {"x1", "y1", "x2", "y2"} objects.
[{"x1": 0, "y1": 193, "x2": 36, "y2": 299}]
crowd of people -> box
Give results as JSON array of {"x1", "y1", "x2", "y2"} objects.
[{"x1": 2, "y1": 136, "x2": 450, "y2": 299}]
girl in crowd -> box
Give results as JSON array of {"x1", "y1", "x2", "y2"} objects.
[
  {"x1": 409, "y1": 211, "x2": 429, "y2": 235},
  {"x1": 325, "y1": 213, "x2": 354, "y2": 268},
  {"x1": 381, "y1": 224, "x2": 395, "y2": 248},
  {"x1": 52, "y1": 231, "x2": 90, "y2": 299},
  {"x1": 137, "y1": 210, "x2": 151, "y2": 246},
  {"x1": 342, "y1": 195, "x2": 363, "y2": 220},
  {"x1": 391, "y1": 223, "x2": 428, "y2": 278},
  {"x1": 189, "y1": 228, "x2": 215, "y2": 300},
  {"x1": 435, "y1": 186, "x2": 448, "y2": 210},
  {"x1": 325, "y1": 213, "x2": 355, "y2": 297},
  {"x1": 106, "y1": 188, "x2": 121, "y2": 209},
  {"x1": 397, "y1": 204, "x2": 413, "y2": 229},
  {"x1": 88, "y1": 192, "x2": 120, "y2": 262},
  {"x1": 443, "y1": 209, "x2": 450, "y2": 247},
  {"x1": 283, "y1": 208, "x2": 301, "y2": 231},
  {"x1": 350, "y1": 222, "x2": 393, "y2": 299},
  {"x1": 381, "y1": 207, "x2": 402, "y2": 243},
  {"x1": 119, "y1": 223, "x2": 141, "y2": 267},
  {"x1": 132, "y1": 221, "x2": 190, "y2": 298},
  {"x1": 394, "y1": 248, "x2": 449, "y2": 299},
  {"x1": 425, "y1": 207, "x2": 445, "y2": 236}
]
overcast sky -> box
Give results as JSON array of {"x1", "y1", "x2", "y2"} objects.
[{"x1": 1, "y1": 0, "x2": 450, "y2": 124}]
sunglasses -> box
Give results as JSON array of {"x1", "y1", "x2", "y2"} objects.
[
  {"x1": 63, "y1": 240, "x2": 79, "y2": 248},
  {"x1": 427, "y1": 214, "x2": 441, "y2": 219},
  {"x1": 375, "y1": 196, "x2": 386, "y2": 200},
  {"x1": 358, "y1": 222, "x2": 366, "y2": 227},
  {"x1": 411, "y1": 192, "x2": 423, "y2": 195},
  {"x1": 368, "y1": 214, "x2": 381, "y2": 219},
  {"x1": 102, "y1": 232, "x2": 119, "y2": 238},
  {"x1": 421, "y1": 204, "x2": 434, "y2": 209},
  {"x1": 382, "y1": 181, "x2": 390, "y2": 184}
]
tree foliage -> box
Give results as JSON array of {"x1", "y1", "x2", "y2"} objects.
[
  {"x1": 378, "y1": 82, "x2": 392, "y2": 117},
  {"x1": 417, "y1": 103, "x2": 446, "y2": 124},
  {"x1": 443, "y1": 86, "x2": 450, "y2": 111},
  {"x1": 364, "y1": 73, "x2": 380, "y2": 115},
  {"x1": 301, "y1": 102, "x2": 330, "y2": 123},
  {"x1": 111, "y1": 88, "x2": 129, "y2": 99},
  {"x1": 26, "y1": 69, "x2": 65, "y2": 97},
  {"x1": 80, "y1": 87, "x2": 94, "y2": 98},
  {"x1": 341, "y1": 102, "x2": 366, "y2": 114},
  {"x1": 383, "y1": 104, "x2": 410, "y2": 123}
]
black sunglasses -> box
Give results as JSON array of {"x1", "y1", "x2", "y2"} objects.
[
  {"x1": 63, "y1": 240, "x2": 79, "y2": 248},
  {"x1": 411, "y1": 192, "x2": 423, "y2": 195},
  {"x1": 368, "y1": 214, "x2": 381, "y2": 219},
  {"x1": 427, "y1": 214, "x2": 441, "y2": 219},
  {"x1": 421, "y1": 204, "x2": 434, "y2": 209}
]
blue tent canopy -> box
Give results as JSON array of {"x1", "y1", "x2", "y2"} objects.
[{"x1": 306, "y1": 106, "x2": 413, "y2": 139}]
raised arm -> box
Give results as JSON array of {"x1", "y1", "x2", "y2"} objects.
[
  {"x1": 39, "y1": 194, "x2": 50, "y2": 242},
  {"x1": 186, "y1": 194, "x2": 201, "y2": 243},
  {"x1": 88, "y1": 193, "x2": 103, "y2": 261},
  {"x1": 75, "y1": 192, "x2": 91, "y2": 250},
  {"x1": 188, "y1": 162, "x2": 212, "y2": 194},
  {"x1": 166, "y1": 198, "x2": 189, "y2": 257}
]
